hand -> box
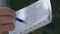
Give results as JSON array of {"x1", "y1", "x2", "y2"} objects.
[{"x1": 0, "y1": 7, "x2": 16, "y2": 32}]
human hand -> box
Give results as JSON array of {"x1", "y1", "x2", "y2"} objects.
[{"x1": 0, "y1": 7, "x2": 16, "y2": 32}]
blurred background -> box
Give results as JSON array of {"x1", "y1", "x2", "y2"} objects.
[{"x1": 10, "y1": 0, "x2": 60, "y2": 34}]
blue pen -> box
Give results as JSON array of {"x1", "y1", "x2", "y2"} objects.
[{"x1": 15, "y1": 17, "x2": 26, "y2": 24}]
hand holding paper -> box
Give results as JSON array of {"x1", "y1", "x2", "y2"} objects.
[{"x1": 0, "y1": 7, "x2": 16, "y2": 34}]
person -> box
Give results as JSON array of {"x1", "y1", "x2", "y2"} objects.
[{"x1": 0, "y1": 7, "x2": 16, "y2": 34}]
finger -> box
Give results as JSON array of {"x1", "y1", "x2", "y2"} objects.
[
  {"x1": 0, "y1": 23, "x2": 15, "y2": 31},
  {"x1": 0, "y1": 16, "x2": 15, "y2": 25},
  {"x1": 0, "y1": 8, "x2": 16, "y2": 18}
]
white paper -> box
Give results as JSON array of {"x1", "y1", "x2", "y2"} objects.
[{"x1": 9, "y1": 0, "x2": 52, "y2": 34}]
